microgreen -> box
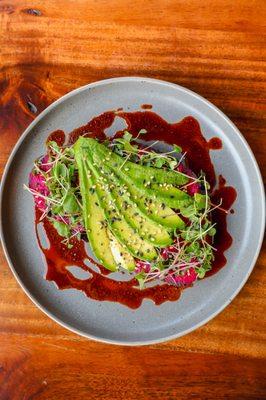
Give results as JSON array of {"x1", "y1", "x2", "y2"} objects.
[
  {"x1": 52, "y1": 220, "x2": 70, "y2": 237},
  {"x1": 25, "y1": 141, "x2": 84, "y2": 240},
  {"x1": 173, "y1": 144, "x2": 182, "y2": 153}
]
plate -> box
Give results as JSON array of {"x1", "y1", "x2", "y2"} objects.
[{"x1": 0, "y1": 77, "x2": 264, "y2": 345}]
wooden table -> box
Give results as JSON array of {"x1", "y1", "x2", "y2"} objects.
[{"x1": 0, "y1": 1, "x2": 265, "y2": 398}]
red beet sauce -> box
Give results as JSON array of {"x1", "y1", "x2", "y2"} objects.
[
  {"x1": 37, "y1": 209, "x2": 180, "y2": 309},
  {"x1": 36, "y1": 111, "x2": 236, "y2": 308},
  {"x1": 208, "y1": 137, "x2": 223, "y2": 150},
  {"x1": 141, "y1": 104, "x2": 153, "y2": 110},
  {"x1": 46, "y1": 129, "x2": 65, "y2": 147}
]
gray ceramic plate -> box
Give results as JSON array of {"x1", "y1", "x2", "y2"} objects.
[{"x1": 0, "y1": 77, "x2": 265, "y2": 345}]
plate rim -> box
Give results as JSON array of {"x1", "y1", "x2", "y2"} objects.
[{"x1": 0, "y1": 76, "x2": 265, "y2": 345}]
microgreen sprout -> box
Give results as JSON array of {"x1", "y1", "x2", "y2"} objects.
[{"x1": 25, "y1": 141, "x2": 84, "y2": 241}]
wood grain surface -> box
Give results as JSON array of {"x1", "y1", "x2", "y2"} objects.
[{"x1": 0, "y1": 1, "x2": 265, "y2": 399}]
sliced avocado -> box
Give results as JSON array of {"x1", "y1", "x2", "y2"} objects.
[
  {"x1": 97, "y1": 162, "x2": 185, "y2": 229},
  {"x1": 80, "y1": 137, "x2": 189, "y2": 186},
  {"x1": 133, "y1": 192, "x2": 185, "y2": 229},
  {"x1": 81, "y1": 154, "x2": 158, "y2": 261},
  {"x1": 131, "y1": 180, "x2": 192, "y2": 209},
  {"x1": 107, "y1": 231, "x2": 135, "y2": 272},
  {"x1": 91, "y1": 163, "x2": 173, "y2": 247},
  {"x1": 83, "y1": 138, "x2": 193, "y2": 209},
  {"x1": 92, "y1": 173, "x2": 157, "y2": 261},
  {"x1": 73, "y1": 143, "x2": 117, "y2": 271},
  {"x1": 85, "y1": 156, "x2": 185, "y2": 229},
  {"x1": 75, "y1": 137, "x2": 185, "y2": 229}
]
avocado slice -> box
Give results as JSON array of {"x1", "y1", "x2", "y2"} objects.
[
  {"x1": 81, "y1": 137, "x2": 189, "y2": 186},
  {"x1": 75, "y1": 143, "x2": 158, "y2": 261},
  {"x1": 84, "y1": 138, "x2": 193, "y2": 209},
  {"x1": 74, "y1": 140, "x2": 139, "y2": 271},
  {"x1": 73, "y1": 146, "x2": 117, "y2": 271},
  {"x1": 90, "y1": 163, "x2": 173, "y2": 247},
  {"x1": 75, "y1": 137, "x2": 185, "y2": 229},
  {"x1": 131, "y1": 180, "x2": 192, "y2": 209},
  {"x1": 86, "y1": 161, "x2": 158, "y2": 261},
  {"x1": 132, "y1": 191, "x2": 185, "y2": 229},
  {"x1": 107, "y1": 231, "x2": 135, "y2": 272},
  {"x1": 96, "y1": 161, "x2": 185, "y2": 230}
]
